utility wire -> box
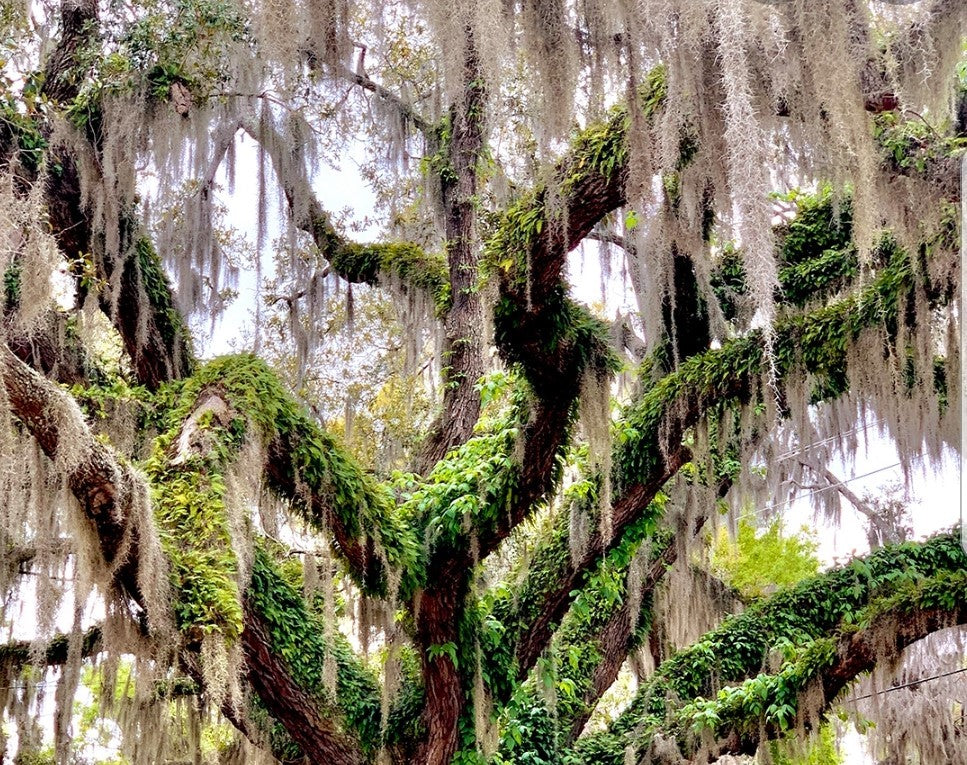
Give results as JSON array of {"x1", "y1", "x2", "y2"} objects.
[
  {"x1": 845, "y1": 666, "x2": 967, "y2": 703},
  {"x1": 773, "y1": 420, "x2": 882, "y2": 461},
  {"x1": 3, "y1": 665, "x2": 965, "y2": 709},
  {"x1": 741, "y1": 461, "x2": 902, "y2": 521}
]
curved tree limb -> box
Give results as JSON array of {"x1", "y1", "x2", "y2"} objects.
[
  {"x1": 1, "y1": 342, "x2": 143, "y2": 571},
  {"x1": 670, "y1": 571, "x2": 967, "y2": 763},
  {"x1": 0, "y1": 344, "x2": 369, "y2": 764},
  {"x1": 239, "y1": 117, "x2": 450, "y2": 314},
  {"x1": 564, "y1": 534, "x2": 966, "y2": 764}
]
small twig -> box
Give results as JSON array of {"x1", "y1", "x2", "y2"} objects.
[
  {"x1": 903, "y1": 108, "x2": 945, "y2": 143},
  {"x1": 337, "y1": 66, "x2": 432, "y2": 133},
  {"x1": 586, "y1": 229, "x2": 628, "y2": 250}
]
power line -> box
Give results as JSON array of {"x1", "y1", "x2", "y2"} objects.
[
  {"x1": 741, "y1": 461, "x2": 903, "y2": 521},
  {"x1": 773, "y1": 420, "x2": 882, "y2": 462},
  {"x1": 845, "y1": 666, "x2": 967, "y2": 703}
]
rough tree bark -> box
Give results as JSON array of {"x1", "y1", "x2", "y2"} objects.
[{"x1": 0, "y1": 4, "x2": 962, "y2": 764}]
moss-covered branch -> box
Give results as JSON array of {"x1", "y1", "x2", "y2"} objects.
[
  {"x1": 240, "y1": 119, "x2": 451, "y2": 315},
  {"x1": 0, "y1": 626, "x2": 103, "y2": 671},
  {"x1": 565, "y1": 533, "x2": 967, "y2": 764},
  {"x1": 492, "y1": 516, "x2": 676, "y2": 761},
  {"x1": 652, "y1": 567, "x2": 967, "y2": 762},
  {"x1": 492, "y1": 234, "x2": 936, "y2": 726},
  {"x1": 2, "y1": 342, "x2": 380, "y2": 764},
  {"x1": 244, "y1": 546, "x2": 380, "y2": 764},
  {"x1": 153, "y1": 354, "x2": 421, "y2": 599}
]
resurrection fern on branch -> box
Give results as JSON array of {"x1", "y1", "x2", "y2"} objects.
[{"x1": 0, "y1": 2, "x2": 963, "y2": 765}]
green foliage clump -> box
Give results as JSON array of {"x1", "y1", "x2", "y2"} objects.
[
  {"x1": 775, "y1": 190, "x2": 857, "y2": 308},
  {"x1": 330, "y1": 241, "x2": 451, "y2": 315},
  {"x1": 874, "y1": 111, "x2": 967, "y2": 174},
  {"x1": 492, "y1": 290, "x2": 619, "y2": 396},
  {"x1": 404, "y1": 371, "x2": 531, "y2": 558},
  {"x1": 3, "y1": 257, "x2": 21, "y2": 310},
  {"x1": 712, "y1": 190, "x2": 857, "y2": 316},
  {"x1": 144, "y1": 384, "x2": 245, "y2": 639},
  {"x1": 70, "y1": 374, "x2": 152, "y2": 427},
  {"x1": 710, "y1": 519, "x2": 820, "y2": 600},
  {"x1": 0, "y1": 92, "x2": 47, "y2": 172},
  {"x1": 776, "y1": 191, "x2": 853, "y2": 269},
  {"x1": 248, "y1": 546, "x2": 382, "y2": 755},
  {"x1": 770, "y1": 724, "x2": 843, "y2": 765},
  {"x1": 149, "y1": 461, "x2": 241, "y2": 638}
]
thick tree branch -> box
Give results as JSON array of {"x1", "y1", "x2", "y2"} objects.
[
  {"x1": 556, "y1": 515, "x2": 735, "y2": 745},
  {"x1": 242, "y1": 604, "x2": 367, "y2": 765},
  {"x1": 564, "y1": 534, "x2": 966, "y2": 764},
  {"x1": 46, "y1": 157, "x2": 195, "y2": 389},
  {"x1": 416, "y1": 43, "x2": 487, "y2": 471},
  {"x1": 33, "y1": 1, "x2": 194, "y2": 389},
  {"x1": 4, "y1": 309, "x2": 98, "y2": 386},
  {"x1": 677, "y1": 574, "x2": 967, "y2": 763},
  {"x1": 410, "y1": 32, "x2": 490, "y2": 765},
  {"x1": 1, "y1": 342, "x2": 142, "y2": 572},
  {"x1": 0, "y1": 627, "x2": 103, "y2": 671}
]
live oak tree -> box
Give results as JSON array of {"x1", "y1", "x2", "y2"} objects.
[{"x1": 0, "y1": 1, "x2": 965, "y2": 764}]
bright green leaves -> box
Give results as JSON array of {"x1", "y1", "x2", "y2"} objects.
[
  {"x1": 330, "y1": 242, "x2": 451, "y2": 316},
  {"x1": 678, "y1": 636, "x2": 837, "y2": 740},
  {"x1": 145, "y1": 371, "x2": 247, "y2": 641},
  {"x1": 710, "y1": 519, "x2": 820, "y2": 600},
  {"x1": 874, "y1": 110, "x2": 967, "y2": 174},
  {"x1": 427, "y1": 641, "x2": 460, "y2": 669},
  {"x1": 0, "y1": 93, "x2": 47, "y2": 172},
  {"x1": 712, "y1": 189, "x2": 857, "y2": 316},
  {"x1": 776, "y1": 190, "x2": 854, "y2": 268},
  {"x1": 248, "y1": 546, "x2": 382, "y2": 753},
  {"x1": 149, "y1": 458, "x2": 242, "y2": 640},
  {"x1": 407, "y1": 373, "x2": 530, "y2": 554}
]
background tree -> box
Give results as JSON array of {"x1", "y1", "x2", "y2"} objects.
[{"x1": 0, "y1": 1, "x2": 964, "y2": 764}]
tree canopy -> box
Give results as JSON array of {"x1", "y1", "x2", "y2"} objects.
[{"x1": 0, "y1": 1, "x2": 964, "y2": 764}]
